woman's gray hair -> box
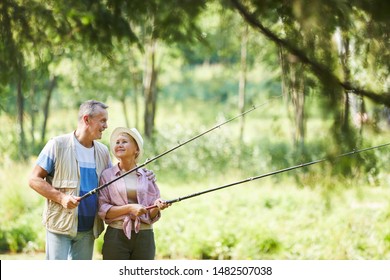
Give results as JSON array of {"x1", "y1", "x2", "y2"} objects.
[{"x1": 78, "y1": 100, "x2": 108, "y2": 121}]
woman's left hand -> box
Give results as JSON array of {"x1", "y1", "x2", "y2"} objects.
[{"x1": 154, "y1": 198, "x2": 170, "y2": 210}]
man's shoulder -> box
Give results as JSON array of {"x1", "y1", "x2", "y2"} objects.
[
  {"x1": 44, "y1": 132, "x2": 73, "y2": 148},
  {"x1": 51, "y1": 132, "x2": 73, "y2": 142},
  {"x1": 94, "y1": 140, "x2": 109, "y2": 152}
]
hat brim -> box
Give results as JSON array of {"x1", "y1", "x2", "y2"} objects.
[{"x1": 110, "y1": 127, "x2": 144, "y2": 161}]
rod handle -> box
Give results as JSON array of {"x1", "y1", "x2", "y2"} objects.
[
  {"x1": 145, "y1": 205, "x2": 158, "y2": 210},
  {"x1": 145, "y1": 199, "x2": 176, "y2": 210}
]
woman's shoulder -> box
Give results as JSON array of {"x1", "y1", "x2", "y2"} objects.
[{"x1": 101, "y1": 164, "x2": 119, "y2": 176}]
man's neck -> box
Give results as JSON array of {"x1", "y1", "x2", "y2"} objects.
[{"x1": 74, "y1": 129, "x2": 93, "y2": 148}]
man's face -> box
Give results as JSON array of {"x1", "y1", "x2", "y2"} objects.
[{"x1": 86, "y1": 107, "x2": 108, "y2": 140}]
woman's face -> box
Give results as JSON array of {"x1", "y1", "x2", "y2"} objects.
[{"x1": 114, "y1": 133, "x2": 139, "y2": 160}]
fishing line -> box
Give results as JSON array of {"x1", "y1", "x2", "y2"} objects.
[
  {"x1": 80, "y1": 95, "x2": 282, "y2": 200},
  {"x1": 146, "y1": 142, "x2": 390, "y2": 209}
]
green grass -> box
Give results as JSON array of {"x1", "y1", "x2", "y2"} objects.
[
  {"x1": 3, "y1": 160, "x2": 390, "y2": 260},
  {"x1": 2, "y1": 98, "x2": 390, "y2": 259},
  {"x1": 151, "y1": 177, "x2": 390, "y2": 259},
  {"x1": 0, "y1": 252, "x2": 46, "y2": 260}
]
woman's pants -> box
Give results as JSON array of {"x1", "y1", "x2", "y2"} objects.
[{"x1": 102, "y1": 227, "x2": 155, "y2": 260}]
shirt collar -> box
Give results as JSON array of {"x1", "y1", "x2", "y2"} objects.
[{"x1": 113, "y1": 163, "x2": 141, "y2": 177}]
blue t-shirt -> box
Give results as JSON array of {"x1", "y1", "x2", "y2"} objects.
[{"x1": 36, "y1": 136, "x2": 99, "y2": 232}]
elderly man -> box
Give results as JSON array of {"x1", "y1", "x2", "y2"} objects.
[{"x1": 31, "y1": 99, "x2": 158, "y2": 261}]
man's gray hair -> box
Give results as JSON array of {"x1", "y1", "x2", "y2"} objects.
[{"x1": 78, "y1": 100, "x2": 108, "y2": 121}]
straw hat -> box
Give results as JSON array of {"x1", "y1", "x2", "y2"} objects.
[{"x1": 110, "y1": 127, "x2": 144, "y2": 161}]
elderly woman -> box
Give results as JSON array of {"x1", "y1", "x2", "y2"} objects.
[{"x1": 98, "y1": 127, "x2": 169, "y2": 260}]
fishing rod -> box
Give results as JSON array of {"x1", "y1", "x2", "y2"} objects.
[
  {"x1": 80, "y1": 95, "x2": 282, "y2": 201},
  {"x1": 146, "y1": 142, "x2": 390, "y2": 210}
]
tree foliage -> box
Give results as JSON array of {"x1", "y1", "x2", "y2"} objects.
[
  {"x1": 229, "y1": 0, "x2": 390, "y2": 105},
  {"x1": 1, "y1": 0, "x2": 389, "y2": 161}
]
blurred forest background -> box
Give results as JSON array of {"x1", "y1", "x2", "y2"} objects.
[{"x1": 1, "y1": 0, "x2": 390, "y2": 259}]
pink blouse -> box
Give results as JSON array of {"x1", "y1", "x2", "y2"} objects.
[{"x1": 98, "y1": 164, "x2": 161, "y2": 239}]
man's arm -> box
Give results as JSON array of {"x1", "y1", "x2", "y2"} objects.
[{"x1": 28, "y1": 165, "x2": 79, "y2": 209}]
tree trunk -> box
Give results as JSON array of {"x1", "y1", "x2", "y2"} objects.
[
  {"x1": 29, "y1": 83, "x2": 37, "y2": 147},
  {"x1": 40, "y1": 75, "x2": 57, "y2": 144},
  {"x1": 17, "y1": 73, "x2": 28, "y2": 160},
  {"x1": 143, "y1": 39, "x2": 158, "y2": 138},
  {"x1": 238, "y1": 24, "x2": 248, "y2": 145},
  {"x1": 339, "y1": 31, "x2": 367, "y2": 133},
  {"x1": 340, "y1": 31, "x2": 351, "y2": 131},
  {"x1": 291, "y1": 70, "x2": 305, "y2": 150},
  {"x1": 130, "y1": 59, "x2": 141, "y2": 129},
  {"x1": 133, "y1": 75, "x2": 139, "y2": 129},
  {"x1": 120, "y1": 89, "x2": 130, "y2": 128},
  {"x1": 279, "y1": 46, "x2": 305, "y2": 151}
]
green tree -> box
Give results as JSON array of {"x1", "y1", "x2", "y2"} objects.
[
  {"x1": 229, "y1": 0, "x2": 390, "y2": 159},
  {"x1": 0, "y1": 0, "x2": 137, "y2": 159},
  {"x1": 0, "y1": 0, "x2": 208, "y2": 158}
]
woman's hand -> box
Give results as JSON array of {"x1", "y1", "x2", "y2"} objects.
[
  {"x1": 128, "y1": 204, "x2": 147, "y2": 216},
  {"x1": 154, "y1": 198, "x2": 171, "y2": 210}
]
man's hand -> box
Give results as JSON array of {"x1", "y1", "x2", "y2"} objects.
[
  {"x1": 144, "y1": 168, "x2": 157, "y2": 182},
  {"x1": 60, "y1": 195, "x2": 80, "y2": 209}
]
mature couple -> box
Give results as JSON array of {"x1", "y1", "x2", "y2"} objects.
[{"x1": 28, "y1": 100, "x2": 169, "y2": 260}]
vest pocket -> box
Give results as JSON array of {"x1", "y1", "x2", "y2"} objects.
[{"x1": 46, "y1": 200, "x2": 75, "y2": 232}]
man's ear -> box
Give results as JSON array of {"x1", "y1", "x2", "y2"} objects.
[{"x1": 83, "y1": 115, "x2": 89, "y2": 124}]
